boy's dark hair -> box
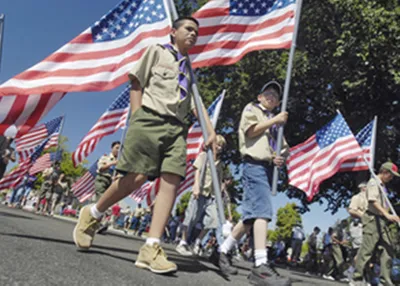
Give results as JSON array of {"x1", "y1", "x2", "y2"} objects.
[
  {"x1": 314, "y1": 226, "x2": 321, "y2": 232},
  {"x1": 170, "y1": 17, "x2": 199, "y2": 43},
  {"x1": 111, "y1": 141, "x2": 121, "y2": 148}
]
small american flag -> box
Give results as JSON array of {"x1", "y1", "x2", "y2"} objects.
[
  {"x1": 0, "y1": 0, "x2": 171, "y2": 136},
  {"x1": 130, "y1": 92, "x2": 225, "y2": 204},
  {"x1": 71, "y1": 160, "x2": 98, "y2": 203},
  {"x1": 339, "y1": 119, "x2": 376, "y2": 172},
  {"x1": 29, "y1": 150, "x2": 63, "y2": 176},
  {"x1": 72, "y1": 86, "x2": 130, "y2": 167},
  {"x1": 0, "y1": 136, "x2": 51, "y2": 190},
  {"x1": 287, "y1": 113, "x2": 364, "y2": 201},
  {"x1": 15, "y1": 116, "x2": 63, "y2": 162},
  {"x1": 190, "y1": 0, "x2": 297, "y2": 68}
]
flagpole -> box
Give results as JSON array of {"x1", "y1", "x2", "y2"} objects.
[
  {"x1": 113, "y1": 107, "x2": 131, "y2": 178},
  {"x1": 370, "y1": 116, "x2": 378, "y2": 169},
  {"x1": 199, "y1": 91, "x2": 226, "y2": 195},
  {"x1": 271, "y1": 0, "x2": 304, "y2": 196},
  {"x1": 0, "y1": 14, "x2": 4, "y2": 71},
  {"x1": 166, "y1": 0, "x2": 227, "y2": 242}
]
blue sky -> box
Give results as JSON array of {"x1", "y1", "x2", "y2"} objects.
[{"x1": 1, "y1": 0, "x2": 349, "y2": 235}]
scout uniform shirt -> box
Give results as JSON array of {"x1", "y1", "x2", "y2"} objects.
[
  {"x1": 128, "y1": 44, "x2": 198, "y2": 123},
  {"x1": 134, "y1": 207, "x2": 145, "y2": 218},
  {"x1": 193, "y1": 151, "x2": 224, "y2": 197},
  {"x1": 239, "y1": 102, "x2": 289, "y2": 162},
  {"x1": 349, "y1": 191, "x2": 368, "y2": 216},
  {"x1": 366, "y1": 177, "x2": 389, "y2": 216},
  {"x1": 97, "y1": 153, "x2": 117, "y2": 178}
]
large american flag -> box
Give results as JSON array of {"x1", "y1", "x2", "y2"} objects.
[
  {"x1": 339, "y1": 119, "x2": 376, "y2": 172},
  {"x1": 29, "y1": 150, "x2": 63, "y2": 176},
  {"x1": 129, "y1": 92, "x2": 225, "y2": 204},
  {"x1": 15, "y1": 116, "x2": 63, "y2": 162},
  {"x1": 190, "y1": 0, "x2": 297, "y2": 68},
  {"x1": 71, "y1": 160, "x2": 99, "y2": 203},
  {"x1": 72, "y1": 86, "x2": 130, "y2": 167},
  {"x1": 287, "y1": 113, "x2": 364, "y2": 201},
  {"x1": 0, "y1": 136, "x2": 51, "y2": 190},
  {"x1": 0, "y1": 0, "x2": 172, "y2": 136}
]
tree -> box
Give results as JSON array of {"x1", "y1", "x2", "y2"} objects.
[
  {"x1": 175, "y1": 0, "x2": 400, "y2": 213},
  {"x1": 176, "y1": 191, "x2": 192, "y2": 216},
  {"x1": 274, "y1": 203, "x2": 302, "y2": 245}
]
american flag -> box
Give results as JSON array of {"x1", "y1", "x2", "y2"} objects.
[
  {"x1": 190, "y1": 0, "x2": 297, "y2": 68},
  {"x1": 15, "y1": 116, "x2": 63, "y2": 162},
  {"x1": 29, "y1": 150, "x2": 63, "y2": 176},
  {"x1": 72, "y1": 86, "x2": 130, "y2": 167},
  {"x1": 71, "y1": 160, "x2": 98, "y2": 203},
  {"x1": 129, "y1": 92, "x2": 225, "y2": 204},
  {"x1": 0, "y1": 136, "x2": 51, "y2": 190},
  {"x1": 339, "y1": 119, "x2": 376, "y2": 172},
  {"x1": 0, "y1": 0, "x2": 172, "y2": 136},
  {"x1": 287, "y1": 113, "x2": 364, "y2": 201}
]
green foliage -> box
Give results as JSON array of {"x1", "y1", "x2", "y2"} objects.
[
  {"x1": 225, "y1": 203, "x2": 241, "y2": 223},
  {"x1": 267, "y1": 229, "x2": 278, "y2": 243},
  {"x1": 176, "y1": 0, "x2": 400, "y2": 213},
  {"x1": 274, "y1": 203, "x2": 302, "y2": 243},
  {"x1": 176, "y1": 191, "x2": 192, "y2": 215}
]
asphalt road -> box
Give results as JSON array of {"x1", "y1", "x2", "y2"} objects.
[{"x1": 0, "y1": 205, "x2": 344, "y2": 286}]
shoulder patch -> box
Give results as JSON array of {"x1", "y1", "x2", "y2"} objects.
[{"x1": 245, "y1": 104, "x2": 253, "y2": 112}]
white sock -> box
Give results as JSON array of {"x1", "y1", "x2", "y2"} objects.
[
  {"x1": 255, "y1": 249, "x2": 267, "y2": 267},
  {"x1": 146, "y1": 237, "x2": 160, "y2": 246},
  {"x1": 219, "y1": 234, "x2": 237, "y2": 254},
  {"x1": 90, "y1": 204, "x2": 104, "y2": 220},
  {"x1": 179, "y1": 240, "x2": 187, "y2": 246},
  {"x1": 195, "y1": 238, "x2": 201, "y2": 246}
]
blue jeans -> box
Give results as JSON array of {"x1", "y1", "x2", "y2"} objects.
[
  {"x1": 9, "y1": 186, "x2": 28, "y2": 204},
  {"x1": 241, "y1": 162, "x2": 273, "y2": 222}
]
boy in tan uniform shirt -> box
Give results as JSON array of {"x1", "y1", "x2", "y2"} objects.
[
  {"x1": 352, "y1": 162, "x2": 400, "y2": 286},
  {"x1": 215, "y1": 81, "x2": 291, "y2": 286},
  {"x1": 73, "y1": 17, "x2": 217, "y2": 274}
]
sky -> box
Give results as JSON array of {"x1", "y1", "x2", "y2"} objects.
[{"x1": 0, "y1": 0, "x2": 349, "y2": 235}]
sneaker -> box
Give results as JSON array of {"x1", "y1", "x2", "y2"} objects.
[
  {"x1": 135, "y1": 243, "x2": 177, "y2": 274},
  {"x1": 193, "y1": 244, "x2": 203, "y2": 256},
  {"x1": 97, "y1": 224, "x2": 108, "y2": 235},
  {"x1": 248, "y1": 264, "x2": 291, "y2": 286},
  {"x1": 218, "y1": 252, "x2": 238, "y2": 276},
  {"x1": 176, "y1": 243, "x2": 193, "y2": 256},
  {"x1": 322, "y1": 274, "x2": 335, "y2": 281},
  {"x1": 73, "y1": 205, "x2": 100, "y2": 250}
]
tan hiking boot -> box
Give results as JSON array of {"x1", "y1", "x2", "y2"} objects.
[
  {"x1": 135, "y1": 243, "x2": 178, "y2": 274},
  {"x1": 73, "y1": 204, "x2": 100, "y2": 250}
]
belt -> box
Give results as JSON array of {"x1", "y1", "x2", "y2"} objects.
[{"x1": 243, "y1": 155, "x2": 273, "y2": 167}]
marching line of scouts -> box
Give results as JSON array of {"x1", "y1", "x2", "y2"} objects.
[{"x1": 67, "y1": 16, "x2": 399, "y2": 286}]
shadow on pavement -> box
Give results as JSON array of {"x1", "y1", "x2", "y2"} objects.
[{"x1": 0, "y1": 210, "x2": 35, "y2": 220}]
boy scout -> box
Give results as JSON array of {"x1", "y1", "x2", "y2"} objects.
[
  {"x1": 175, "y1": 134, "x2": 227, "y2": 256},
  {"x1": 348, "y1": 182, "x2": 368, "y2": 219},
  {"x1": 215, "y1": 81, "x2": 291, "y2": 286},
  {"x1": 93, "y1": 141, "x2": 120, "y2": 202},
  {"x1": 73, "y1": 17, "x2": 217, "y2": 274},
  {"x1": 351, "y1": 162, "x2": 400, "y2": 286}
]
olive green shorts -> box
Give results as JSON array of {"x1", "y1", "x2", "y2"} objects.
[{"x1": 117, "y1": 106, "x2": 188, "y2": 180}]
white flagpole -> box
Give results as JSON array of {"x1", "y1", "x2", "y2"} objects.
[
  {"x1": 165, "y1": 0, "x2": 228, "y2": 241},
  {"x1": 0, "y1": 14, "x2": 4, "y2": 71},
  {"x1": 271, "y1": 0, "x2": 304, "y2": 196},
  {"x1": 370, "y1": 116, "x2": 378, "y2": 169},
  {"x1": 199, "y1": 91, "x2": 226, "y2": 192}
]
